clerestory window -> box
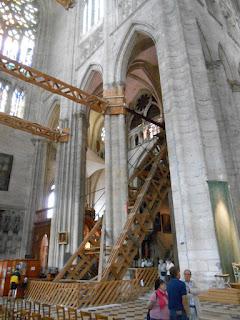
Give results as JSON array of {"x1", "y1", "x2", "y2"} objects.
[
  {"x1": 0, "y1": 0, "x2": 39, "y2": 118},
  {"x1": 0, "y1": 79, "x2": 26, "y2": 117},
  {"x1": 0, "y1": 0, "x2": 39, "y2": 65},
  {"x1": 82, "y1": 0, "x2": 104, "y2": 34}
]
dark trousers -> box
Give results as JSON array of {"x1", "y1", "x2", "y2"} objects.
[{"x1": 169, "y1": 309, "x2": 188, "y2": 320}]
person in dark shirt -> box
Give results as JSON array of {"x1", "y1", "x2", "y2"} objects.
[{"x1": 167, "y1": 266, "x2": 189, "y2": 320}]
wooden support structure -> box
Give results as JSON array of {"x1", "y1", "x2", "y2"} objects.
[
  {"x1": 0, "y1": 54, "x2": 107, "y2": 113},
  {"x1": 54, "y1": 131, "x2": 169, "y2": 282},
  {"x1": 0, "y1": 112, "x2": 69, "y2": 142},
  {"x1": 54, "y1": 218, "x2": 103, "y2": 281},
  {"x1": 26, "y1": 267, "x2": 158, "y2": 308},
  {"x1": 101, "y1": 132, "x2": 170, "y2": 281},
  {"x1": 26, "y1": 133, "x2": 169, "y2": 306},
  {"x1": 56, "y1": 0, "x2": 75, "y2": 9}
]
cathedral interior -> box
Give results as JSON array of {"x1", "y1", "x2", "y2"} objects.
[{"x1": 0, "y1": 0, "x2": 240, "y2": 319}]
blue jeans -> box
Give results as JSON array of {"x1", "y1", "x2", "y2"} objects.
[{"x1": 169, "y1": 309, "x2": 188, "y2": 320}]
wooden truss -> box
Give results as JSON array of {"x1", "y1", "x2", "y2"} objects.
[
  {"x1": 102, "y1": 132, "x2": 170, "y2": 281},
  {"x1": 54, "y1": 218, "x2": 102, "y2": 281},
  {"x1": 0, "y1": 112, "x2": 69, "y2": 143},
  {"x1": 0, "y1": 54, "x2": 107, "y2": 113},
  {"x1": 56, "y1": 0, "x2": 75, "y2": 9},
  {"x1": 55, "y1": 131, "x2": 170, "y2": 281}
]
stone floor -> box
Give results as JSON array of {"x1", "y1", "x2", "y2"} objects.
[
  {"x1": 2, "y1": 295, "x2": 240, "y2": 320},
  {"x1": 83, "y1": 297, "x2": 240, "y2": 320},
  {"x1": 82, "y1": 296, "x2": 149, "y2": 320},
  {"x1": 199, "y1": 301, "x2": 240, "y2": 320}
]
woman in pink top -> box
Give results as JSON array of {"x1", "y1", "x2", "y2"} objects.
[{"x1": 148, "y1": 278, "x2": 170, "y2": 320}]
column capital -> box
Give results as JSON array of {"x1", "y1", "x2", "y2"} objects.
[{"x1": 103, "y1": 86, "x2": 127, "y2": 115}]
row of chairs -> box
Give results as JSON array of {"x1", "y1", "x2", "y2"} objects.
[{"x1": 0, "y1": 298, "x2": 115, "y2": 320}]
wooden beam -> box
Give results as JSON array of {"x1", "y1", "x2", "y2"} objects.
[
  {"x1": 0, "y1": 112, "x2": 69, "y2": 142},
  {"x1": 54, "y1": 218, "x2": 102, "y2": 281},
  {"x1": 0, "y1": 54, "x2": 107, "y2": 113},
  {"x1": 56, "y1": 0, "x2": 75, "y2": 9}
]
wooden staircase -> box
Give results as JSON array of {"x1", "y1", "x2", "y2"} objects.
[
  {"x1": 55, "y1": 132, "x2": 170, "y2": 282},
  {"x1": 101, "y1": 133, "x2": 170, "y2": 281},
  {"x1": 54, "y1": 218, "x2": 102, "y2": 281}
]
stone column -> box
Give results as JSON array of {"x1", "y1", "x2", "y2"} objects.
[
  {"x1": 103, "y1": 87, "x2": 128, "y2": 247},
  {"x1": 153, "y1": 0, "x2": 224, "y2": 289},
  {"x1": 20, "y1": 139, "x2": 47, "y2": 257},
  {"x1": 48, "y1": 106, "x2": 88, "y2": 269}
]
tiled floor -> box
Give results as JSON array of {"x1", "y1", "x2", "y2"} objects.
[
  {"x1": 200, "y1": 301, "x2": 240, "y2": 320},
  {"x1": 1, "y1": 295, "x2": 240, "y2": 320},
  {"x1": 82, "y1": 295, "x2": 150, "y2": 320},
  {"x1": 84, "y1": 298, "x2": 240, "y2": 320}
]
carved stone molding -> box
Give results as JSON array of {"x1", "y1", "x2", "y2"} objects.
[
  {"x1": 228, "y1": 79, "x2": 240, "y2": 92},
  {"x1": 77, "y1": 25, "x2": 104, "y2": 69}
]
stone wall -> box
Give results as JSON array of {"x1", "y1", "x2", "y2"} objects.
[{"x1": 0, "y1": 0, "x2": 239, "y2": 288}]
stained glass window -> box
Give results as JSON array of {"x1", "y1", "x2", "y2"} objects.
[
  {"x1": 0, "y1": 0, "x2": 38, "y2": 118},
  {"x1": 0, "y1": 82, "x2": 9, "y2": 112},
  {"x1": 0, "y1": 80, "x2": 26, "y2": 117},
  {"x1": 10, "y1": 88, "x2": 25, "y2": 118},
  {"x1": 0, "y1": 0, "x2": 39, "y2": 66}
]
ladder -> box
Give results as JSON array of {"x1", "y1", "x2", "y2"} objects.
[
  {"x1": 101, "y1": 133, "x2": 170, "y2": 280},
  {"x1": 54, "y1": 217, "x2": 102, "y2": 281},
  {"x1": 55, "y1": 133, "x2": 169, "y2": 282}
]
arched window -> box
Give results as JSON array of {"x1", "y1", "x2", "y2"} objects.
[
  {"x1": 0, "y1": 0, "x2": 39, "y2": 65},
  {"x1": 0, "y1": 79, "x2": 26, "y2": 117},
  {"x1": 47, "y1": 184, "x2": 55, "y2": 219},
  {"x1": 82, "y1": 0, "x2": 104, "y2": 35},
  {"x1": 0, "y1": 81, "x2": 9, "y2": 112},
  {"x1": 0, "y1": 0, "x2": 39, "y2": 118}
]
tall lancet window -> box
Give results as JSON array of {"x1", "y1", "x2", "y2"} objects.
[
  {"x1": 0, "y1": 0, "x2": 39, "y2": 118},
  {"x1": 0, "y1": 0, "x2": 39, "y2": 65},
  {"x1": 82, "y1": 0, "x2": 104, "y2": 35}
]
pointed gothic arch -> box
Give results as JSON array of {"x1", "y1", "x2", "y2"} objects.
[{"x1": 114, "y1": 23, "x2": 157, "y2": 84}]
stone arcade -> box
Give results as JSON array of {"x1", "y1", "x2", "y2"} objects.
[{"x1": 0, "y1": 0, "x2": 240, "y2": 299}]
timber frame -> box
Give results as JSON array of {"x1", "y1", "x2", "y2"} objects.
[
  {"x1": 0, "y1": 54, "x2": 107, "y2": 113},
  {"x1": 54, "y1": 131, "x2": 170, "y2": 282},
  {"x1": 56, "y1": 0, "x2": 75, "y2": 9},
  {"x1": 0, "y1": 112, "x2": 69, "y2": 142}
]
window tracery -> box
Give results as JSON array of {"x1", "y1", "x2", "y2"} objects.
[
  {"x1": 0, "y1": 0, "x2": 39, "y2": 65},
  {"x1": 129, "y1": 94, "x2": 161, "y2": 149},
  {"x1": 0, "y1": 79, "x2": 26, "y2": 117},
  {"x1": 82, "y1": 0, "x2": 103, "y2": 35},
  {"x1": 0, "y1": 81, "x2": 9, "y2": 112},
  {"x1": 0, "y1": 0, "x2": 39, "y2": 118}
]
